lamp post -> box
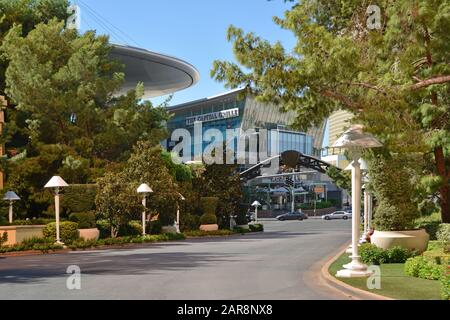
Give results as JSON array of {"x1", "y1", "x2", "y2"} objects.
[
  {"x1": 44, "y1": 176, "x2": 69, "y2": 245},
  {"x1": 137, "y1": 184, "x2": 153, "y2": 236},
  {"x1": 3, "y1": 191, "x2": 20, "y2": 224},
  {"x1": 333, "y1": 125, "x2": 382, "y2": 278},
  {"x1": 252, "y1": 201, "x2": 261, "y2": 224},
  {"x1": 176, "y1": 193, "x2": 186, "y2": 233}
]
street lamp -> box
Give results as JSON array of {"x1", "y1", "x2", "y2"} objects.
[
  {"x1": 176, "y1": 193, "x2": 186, "y2": 233},
  {"x1": 3, "y1": 191, "x2": 21, "y2": 224},
  {"x1": 252, "y1": 201, "x2": 261, "y2": 223},
  {"x1": 137, "y1": 184, "x2": 153, "y2": 236},
  {"x1": 44, "y1": 176, "x2": 69, "y2": 245},
  {"x1": 333, "y1": 125, "x2": 382, "y2": 278}
]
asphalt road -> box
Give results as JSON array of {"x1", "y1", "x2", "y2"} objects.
[{"x1": 0, "y1": 220, "x2": 351, "y2": 300}]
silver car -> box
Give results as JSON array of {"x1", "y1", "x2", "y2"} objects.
[{"x1": 322, "y1": 211, "x2": 352, "y2": 221}]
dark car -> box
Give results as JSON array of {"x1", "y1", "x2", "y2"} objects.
[{"x1": 276, "y1": 212, "x2": 308, "y2": 221}]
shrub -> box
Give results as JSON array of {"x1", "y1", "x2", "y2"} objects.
[
  {"x1": 249, "y1": 224, "x2": 264, "y2": 232},
  {"x1": 200, "y1": 197, "x2": 218, "y2": 225},
  {"x1": 43, "y1": 221, "x2": 79, "y2": 243},
  {"x1": 184, "y1": 230, "x2": 235, "y2": 237},
  {"x1": 96, "y1": 219, "x2": 111, "y2": 239},
  {"x1": 234, "y1": 226, "x2": 250, "y2": 234},
  {"x1": 405, "y1": 256, "x2": 426, "y2": 277},
  {"x1": 200, "y1": 214, "x2": 217, "y2": 225},
  {"x1": 7, "y1": 219, "x2": 54, "y2": 226},
  {"x1": 181, "y1": 214, "x2": 201, "y2": 232},
  {"x1": 69, "y1": 211, "x2": 96, "y2": 229},
  {"x1": 119, "y1": 220, "x2": 142, "y2": 237},
  {"x1": 360, "y1": 244, "x2": 387, "y2": 265},
  {"x1": 405, "y1": 256, "x2": 444, "y2": 280},
  {"x1": 386, "y1": 246, "x2": 415, "y2": 263},
  {"x1": 0, "y1": 232, "x2": 7, "y2": 247},
  {"x1": 442, "y1": 267, "x2": 450, "y2": 301},
  {"x1": 415, "y1": 213, "x2": 442, "y2": 240},
  {"x1": 62, "y1": 184, "x2": 98, "y2": 214},
  {"x1": 147, "y1": 220, "x2": 163, "y2": 235},
  {"x1": 437, "y1": 224, "x2": 450, "y2": 248}
]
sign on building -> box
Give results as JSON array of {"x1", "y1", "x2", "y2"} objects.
[{"x1": 186, "y1": 108, "x2": 239, "y2": 126}]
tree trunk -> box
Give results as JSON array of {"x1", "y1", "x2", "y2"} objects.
[{"x1": 435, "y1": 147, "x2": 450, "y2": 223}]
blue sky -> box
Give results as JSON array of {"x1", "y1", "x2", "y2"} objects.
[{"x1": 76, "y1": 0, "x2": 296, "y2": 106}]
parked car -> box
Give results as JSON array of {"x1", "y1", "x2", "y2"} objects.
[
  {"x1": 322, "y1": 211, "x2": 352, "y2": 221},
  {"x1": 276, "y1": 212, "x2": 308, "y2": 221}
]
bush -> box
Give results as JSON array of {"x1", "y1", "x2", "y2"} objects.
[
  {"x1": 0, "y1": 232, "x2": 7, "y2": 247},
  {"x1": 249, "y1": 224, "x2": 264, "y2": 232},
  {"x1": 181, "y1": 214, "x2": 201, "y2": 232},
  {"x1": 415, "y1": 213, "x2": 442, "y2": 240},
  {"x1": 62, "y1": 184, "x2": 98, "y2": 214},
  {"x1": 200, "y1": 214, "x2": 217, "y2": 225},
  {"x1": 442, "y1": 267, "x2": 450, "y2": 301},
  {"x1": 119, "y1": 220, "x2": 142, "y2": 237},
  {"x1": 184, "y1": 230, "x2": 235, "y2": 238},
  {"x1": 437, "y1": 224, "x2": 450, "y2": 248},
  {"x1": 69, "y1": 211, "x2": 96, "y2": 229},
  {"x1": 43, "y1": 221, "x2": 79, "y2": 244},
  {"x1": 147, "y1": 220, "x2": 163, "y2": 235},
  {"x1": 200, "y1": 197, "x2": 219, "y2": 215},
  {"x1": 405, "y1": 256, "x2": 444, "y2": 280},
  {"x1": 234, "y1": 226, "x2": 251, "y2": 234},
  {"x1": 386, "y1": 246, "x2": 415, "y2": 263},
  {"x1": 5, "y1": 219, "x2": 54, "y2": 226},
  {"x1": 96, "y1": 219, "x2": 111, "y2": 239},
  {"x1": 360, "y1": 244, "x2": 387, "y2": 265}
]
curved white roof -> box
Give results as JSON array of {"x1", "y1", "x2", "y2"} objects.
[{"x1": 111, "y1": 44, "x2": 200, "y2": 99}]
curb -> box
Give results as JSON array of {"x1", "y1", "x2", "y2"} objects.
[{"x1": 320, "y1": 243, "x2": 394, "y2": 300}]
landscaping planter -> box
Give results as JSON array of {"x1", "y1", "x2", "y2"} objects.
[
  {"x1": 162, "y1": 226, "x2": 178, "y2": 234},
  {"x1": 78, "y1": 228, "x2": 100, "y2": 241},
  {"x1": 199, "y1": 224, "x2": 219, "y2": 232},
  {"x1": 237, "y1": 225, "x2": 250, "y2": 230},
  {"x1": 371, "y1": 229, "x2": 430, "y2": 253},
  {"x1": 0, "y1": 225, "x2": 45, "y2": 246}
]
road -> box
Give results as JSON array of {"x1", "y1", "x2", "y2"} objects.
[{"x1": 0, "y1": 220, "x2": 351, "y2": 300}]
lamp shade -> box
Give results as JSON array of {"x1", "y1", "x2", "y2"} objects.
[
  {"x1": 44, "y1": 176, "x2": 69, "y2": 188},
  {"x1": 344, "y1": 159, "x2": 369, "y2": 172},
  {"x1": 252, "y1": 201, "x2": 262, "y2": 207},
  {"x1": 3, "y1": 191, "x2": 20, "y2": 201},
  {"x1": 137, "y1": 183, "x2": 153, "y2": 194},
  {"x1": 333, "y1": 125, "x2": 383, "y2": 149}
]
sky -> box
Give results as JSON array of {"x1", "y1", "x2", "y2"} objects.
[{"x1": 76, "y1": 0, "x2": 297, "y2": 106}]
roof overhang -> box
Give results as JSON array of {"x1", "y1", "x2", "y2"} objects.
[{"x1": 111, "y1": 44, "x2": 200, "y2": 99}]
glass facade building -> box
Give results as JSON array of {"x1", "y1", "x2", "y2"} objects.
[{"x1": 164, "y1": 89, "x2": 320, "y2": 160}]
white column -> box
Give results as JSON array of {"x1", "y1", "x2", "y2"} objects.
[
  {"x1": 291, "y1": 188, "x2": 295, "y2": 212},
  {"x1": 362, "y1": 189, "x2": 369, "y2": 242},
  {"x1": 142, "y1": 197, "x2": 147, "y2": 236},
  {"x1": 337, "y1": 155, "x2": 371, "y2": 278},
  {"x1": 368, "y1": 192, "x2": 373, "y2": 231},
  {"x1": 176, "y1": 204, "x2": 181, "y2": 233},
  {"x1": 8, "y1": 202, "x2": 13, "y2": 224},
  {"x1": 255, "y1": 206, "x2": 258, "y2": 224},
  {"x1": 55, "y1": 192, "x2": 62, "y2": 244}
]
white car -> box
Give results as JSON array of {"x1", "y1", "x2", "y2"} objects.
[{"x1": 322, "y1": 211, "x2": 352, "y2": 221}]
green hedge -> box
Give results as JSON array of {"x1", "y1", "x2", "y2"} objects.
[
  {"x1": 249, "y1": 224, "x2": 264, "y2": 233},
  {"x1": 360, "y1": 244, "x2": 417, "y2": 265},
  {"x1": 200, "y1": 197, "x2": 219, "y2": 216},
  {"x1": 69, "y1": 211, "x2": 96, "y2": 229},
  {"x1": 62, "y1": 184, "x2": 98, "y2": 214},
  {"x1": 1, "y1": 219, "x2": 54, "y2": 226},
  {"x1": 200, "y1": 214, "x2": 217, "y2": 225},
  {"x1": 442, "y1": 268, "x2": 450, "y2": 300},
  {"x1": 43, "y1": 222, "x2": 79, "y2": 243},
  {"x1": 437, "y1": 224, "x2": 450, "y2": 251},
  {"x1": 184, "y1": 230, "x2": 235, "y2": 237}
]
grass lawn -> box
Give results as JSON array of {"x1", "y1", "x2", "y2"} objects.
[{"x1": 329, "y1": 254, "x2": 442, "y2": 300}]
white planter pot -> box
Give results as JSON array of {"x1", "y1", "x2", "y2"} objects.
[
  {"x1": 199, "y1": 224, "x2": 219, "y2": 232},
  {"x1": 78, "y1": 228, "x2": 100, "y2": 242},
  {"x1": 162, "y1": 226, "x2": 178, "y2": 234},
  {"x1": 371, "y1": 229, "x2": 430, "y2": 253}
]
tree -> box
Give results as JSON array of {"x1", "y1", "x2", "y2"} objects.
[
  {"x1": 211, "y1": 0, "x2": 450, "y2": 222},
  {"x1": 1, "y1": 16, "x2": 171, "y2": 218}
]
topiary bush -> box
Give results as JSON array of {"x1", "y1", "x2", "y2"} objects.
[
  {"x1": 62, "y1": 184, "x2": 98, "y2": 214},
  {"x1": 370, "y1": 155, "x2": 419, "y2": 231},
  {"x1": 119, "y1": 220, "x2": 142, "y2": 237},
  {"x1": 43, "y1": 221, "x2": 79, "y2": 244},
  {"x1": 249, "y1": 224, "x2": 264, "y2": 233},
  {"x1": 200, "y1": 197, "x2": 218, "y2": 225},
  {"x1": 69, "y1": 211, "x2": 96, "y2": 229},
  {"x1": 180, "y1": 213, "x2": 201, "y2": 232},
  {"x1": 386, "y1": 246, "x2": 415, "y2": 263}
]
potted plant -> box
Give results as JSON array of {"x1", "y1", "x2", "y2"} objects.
[
  {"x1": 369, "y1": 155, "x2": 429, "y2": 253},
  {"x1": 199, "y1": 197, "x2": 219, "y2": 232}
]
